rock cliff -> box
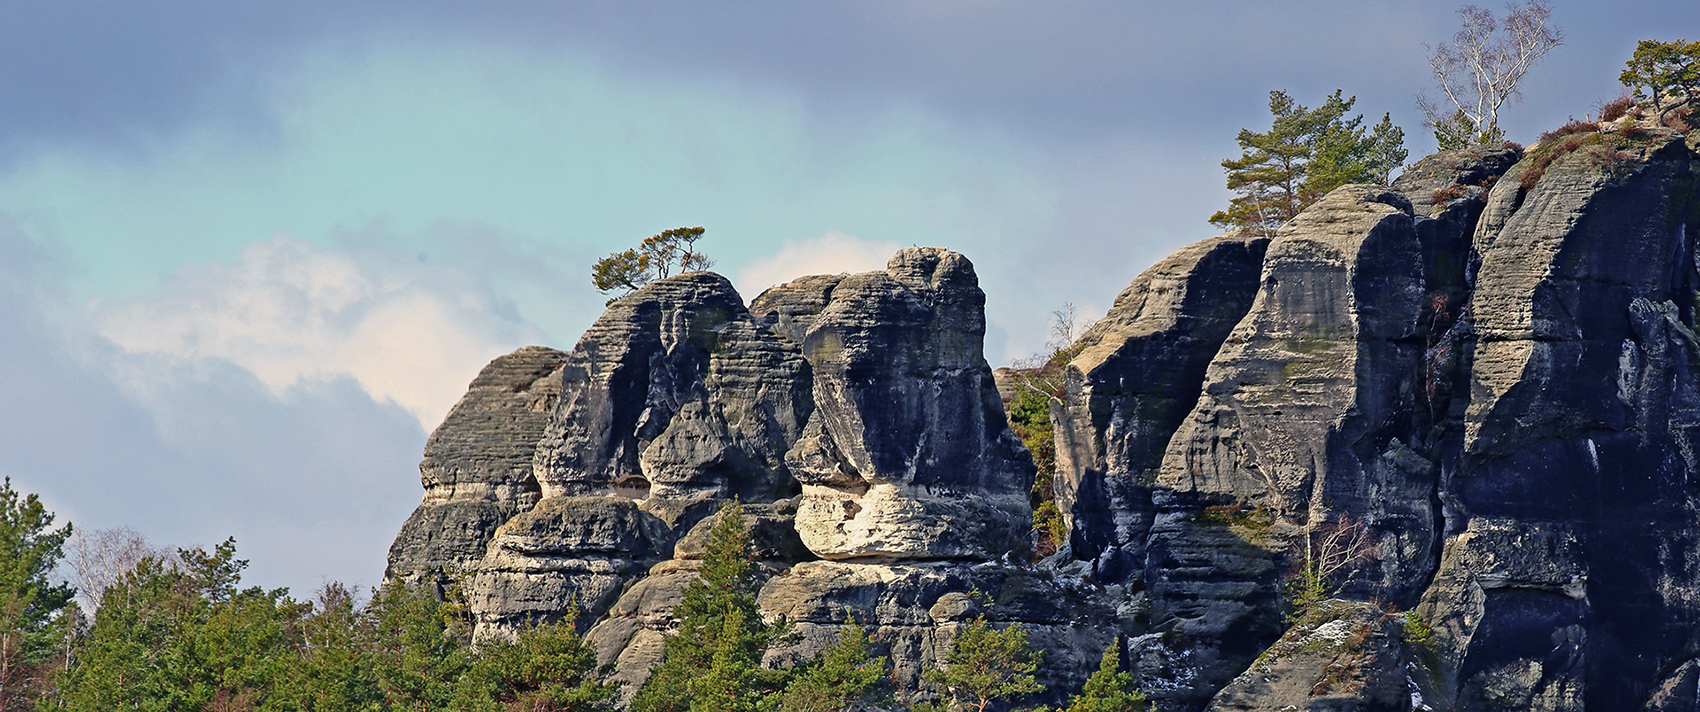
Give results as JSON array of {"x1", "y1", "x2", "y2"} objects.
[
  {"x1": 391, "y1": 248, "x2": 1105, "y2": 705},
  {"x1": 388, "y1": 107, "x2": 1700, "y2": 710}
]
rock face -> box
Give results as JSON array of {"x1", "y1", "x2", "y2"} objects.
[
  {"x1": 1054, "y1": 230, "x2": 1269, "y2": 582},
  {"x1": 387, "y1": 112, "x2": 1700, "y2": 712},
  {"x1": 468, "y1": 272, "x2": 813, "y2": 634},
  {"x1": 782, "y1": 248, "x2": 1034, "y2": 561},
  {"x1": 1207, "y1": 599, "x2": 1419, "y2": 712},
  {"x1": 386, "y1": 345, "x2": 567, "y2": 590},
  {"x1": 1052, "y1": 119, "x2": 1700, "y2": 711},
  {"x1": 390, "y1": 248, "x2": 1102, "y2": 705}
]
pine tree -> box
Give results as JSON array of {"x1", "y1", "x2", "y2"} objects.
[
  {"x1": 1064, "y1": 640, "x2": 1145, "y2": 712},
  {"x1": 592, "y1": 226, "x2": 714, "y2": 297},
  {"x1": 775, "y1": 619, "x2": 889, "y2": 712},
  {"x1": 0, "y1": 478, "x2": 74, "y2": 711},
  {"x1": 631, "y1": 501, "x2": 783, "y2": 712},
  {"x1": 457, "y1": 609, "x2": 620, "y2": 712},
  {"x1": 922, "y1": 613, "x2": 1045, "y2": 712},
  {"x1": 1210, "y1": 90, "x2": 1407, "y2": 234}
]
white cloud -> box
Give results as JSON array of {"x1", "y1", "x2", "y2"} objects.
[
  {"x1": 96, "y1": 235, "x2": 546, "y2": 431},
  {"x1": 734, "y1": 230, "x2": 901, "y2": 296}
]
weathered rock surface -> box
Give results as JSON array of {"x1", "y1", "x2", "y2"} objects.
[
  {"x1": 1053, "y1": 230, "x2": 1269, "y2": 582},
  {"x1": 785, "y1": 248, "x2": 1036, "y2": 561},
  {"x1": 386, "y1": 345, "x2": 567, "y2": 589},
  {"x1": 393, "y1": 249, "x2": 1106, "y2": 702},
  {"x1": 1429, "y1": 123, "x2": 1700, "y2": 710},
  {"x1": 1207, "y1": 599, "x2": 1419, "y2": 712},
  {"x1": 758, "y1": 559, "x2": 1113, "y2": 704},
  {"x1": 1054, "y1": 147, "x2": 1522, "y2": 710},
  {"x1": 384, "y1": 111, "x2": 1700, "y2": 712}
]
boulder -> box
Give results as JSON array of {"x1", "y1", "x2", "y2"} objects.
[{"x1": 1207, "y1": 599, "x2": 1420, "y2": 712}]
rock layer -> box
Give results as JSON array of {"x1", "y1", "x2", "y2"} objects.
[
  {"x1": 386, "y1": 345, "x2": 567, "y2": 589},
  {"x1": 393, "y1": 248, "x2": 1101, "y2": 702},
  {"x1": 785, "y1": 248, "x2": 1035, "y2": 561}
]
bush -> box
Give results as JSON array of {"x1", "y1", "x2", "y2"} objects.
[
  {"x1": 1537, "y1": 119, "x2": 1599, "y2": 144},
  {"x1": 1599, "y1": 94, "x2": 1635, "y2": 122}
]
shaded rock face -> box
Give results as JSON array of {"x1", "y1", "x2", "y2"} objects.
[
  {"x1": 1053, "y1": 230, "x2": 1269, "y2": 582},
  {"x1": 386, "y1": 345, "x2": 568, "y2": 589},
  {"x1": 1427, "y1": 127, "x2": 1700, "y2": 711},
  {"x1": 467, "y1": 272, "x2": 813, "y2": 636},
  {"x1": 1053, "y1": 127, "x2": 1700, "y2": 711},
  {"x1": 532, "y1": 271, "x2": 812, "y2": 513}
]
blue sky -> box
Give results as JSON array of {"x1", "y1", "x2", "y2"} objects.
[{"x1": 0, "y1": 1, "x2": 1681, "y2": 591}]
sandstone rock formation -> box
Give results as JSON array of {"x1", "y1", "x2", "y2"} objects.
[
  {"x1": 1053, "y1": 230, "x2": 1268, "y2": 582},
  {"x1": 391, "y1": 248, "x2": 1103, "y2": 705},
  {"x1": 781, "y1": 248, "x2": 1034, "y2": 561},
  {"x1": 1052, "y1": 118, "x2": 1700, "y2": 710},
  {"x1": 387, "y1": 109, "x2": 1700, "y2": 712},
  {"x1": 387, "y1": 345, "x2": 567, "y2": 590}
]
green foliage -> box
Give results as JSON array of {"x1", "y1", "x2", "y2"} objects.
[
  {"x1": 1397, "y1": 610, "x2": 1435, "y2": 652},
  {"x1": 632, "y1": 501, "x2": 786, "y2": 712},
  {"x1": 1064, "y1": 641, "x2": 1145, "y2": 712},
  {"x1": 772, "y1": 620, "x2": 889, "y2": 712},
  {"x1": 1210, "y1": 90, "x2": 1407, "y2": 233},
  {"x1": 592, "y1": 226, "x2": 714, "y2": 296},
  {"x1": 1006, "y1": 389, "x2": 1064, "y2": 556},
  {"x1": 0, "y1": 478, "x2": 74, "y2": 710},
  {"x1": 50, "y1": 539, "x2": 307, "y2": 711},
  {"x1": 459, "y1": 611, "x2": 620, "y2": 712},
  {"x1": 922, "y1": 615, "x2": 1045, "y2": 712},
  {"x1": 1430, "y1": 109, "x2": 1507, "y2": 151},
  {"x1": 1620, "y1": 39, "x2": 1700, "y2": 116}
]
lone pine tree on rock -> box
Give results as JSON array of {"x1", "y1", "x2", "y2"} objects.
[
  {"x1": 1210, "y1": 90, "x2": 1405, "y2": 234},
  {"x1": 592, "y1": 226, "x2": 714, "y2": 297}
]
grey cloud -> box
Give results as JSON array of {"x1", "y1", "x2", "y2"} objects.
[
  {"x1": 0, "y1": 218, "x2": 430, "y2": 592},
  {"x1": 4, "y1": 0, "x2": 1643, "y2": 168}
]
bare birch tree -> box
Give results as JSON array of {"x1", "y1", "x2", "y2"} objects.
[
  {"x1": 66, "y1": 526, "x2": 169, "y2": 611},
  {"x1": 1419, "y1": 1, "x2": 1564, "y2": 149}
]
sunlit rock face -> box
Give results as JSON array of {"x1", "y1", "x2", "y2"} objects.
[
  {"x1": 385, "y1": 345, "x2": 567, "y2": 590},
  {"x1": 466, "y1": 272, "x2": 814, "y2": 638},
  {"x1": 777, "y1": 247, "x2": 1035, "y2": 561}
]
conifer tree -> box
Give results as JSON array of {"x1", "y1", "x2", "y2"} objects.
[
  {"x1": 921, "y1": 612, "x2": 1045, "y2": 712},
  {"x1": 0, "y1": 478, "x2": 74, "y2": 711},
  {"x1": 1064, "y1": 640, "x2": 1145, "y2": 712},
  {"x1": 631, "y1": 501, "x2": 784, "y2": 712},
  {"x1": 775, "y1": 619, "x2": 889, "y2": 712},
  {"x1": 1210, "y1": 90, "x2": 1406, "y2": 234}
]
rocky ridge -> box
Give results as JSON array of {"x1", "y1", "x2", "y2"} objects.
[{"x1": 389, "y1": 110, "x2": 1700, "y2": 710}]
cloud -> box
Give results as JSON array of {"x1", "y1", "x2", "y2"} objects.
[
  {"x1": 734, "y1": 230, "x2": 901, "y2": 296},
  {"x1": 0, "y1": 218, "x2": 432, "y2": 591},
  {"x1": 95, "y1": 235, "x2": 547, "y2": 431}
]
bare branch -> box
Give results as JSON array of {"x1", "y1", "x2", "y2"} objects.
[{"x1": 1421, "y1": 1, "x2": 1562, "y2": 145}]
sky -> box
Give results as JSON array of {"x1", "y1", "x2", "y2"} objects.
[{"x1": 1, "y1": 1, "x2": 1686, "y2": 593}]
